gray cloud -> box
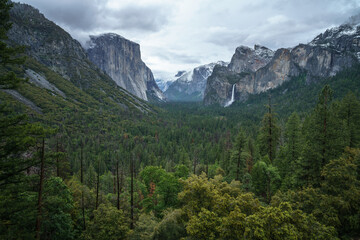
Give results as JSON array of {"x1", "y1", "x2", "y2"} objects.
[
  {"x1": 206, "y1": 30, "x2": 249, "y2": 50},
  {"x1": 157, "y1": 51, "x2": 201, "y2": 64},
  {"x1": 20, "y1": 0, "x2": 100, "y2": 31},
  {"x1": 18, "y1": 0, "x2": 360, "y2": 78},
  {"x1": 105, "y1": 5, "x2": 168, "y2": 31},
  {"x1": 19, "y1": 0, "x2": 170, "y2": 33}
]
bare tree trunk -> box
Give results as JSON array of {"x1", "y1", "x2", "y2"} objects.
[
  {"x1": 236, "y1": 158, "x2": 240, "y2": 181},
  {"x1": 35, "y1": 138, "x2": 45, "y2": 240},
  {"x1": 80, "y1": 145, "x2": 86, "y2": 230},
  {"x1": 130, "y1": 155, "x2": 134, "y2": 229},
  {"x1": 95, "y1": 159, "x2": 100, "y2": 210},
  {"x1": 322, "y1": 95, "x2": 327, "y2": 167},
  {"x1": 193, "y1": 150, "x2": 197, "y2": 175},
  {"x1": 268, "y1": 95, "x2": 273, "y2": 163},
  {"x1": 116, "y1": 161, "x2": 120, "y2": 210},
  {"x1": 56, "y1": 138, "x2": 59, "y2": 177}
]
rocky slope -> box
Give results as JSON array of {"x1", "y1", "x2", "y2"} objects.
[
  {"x1": 7, "y1": 2, "x2": 153, "y2": 113},
  {"x1": 86, "y1": 34, "x2": 164, "y2": 102},
  {"x1": 164, "y1": 61, "x2": 227, "y2": 102},
  {"x1": 204, "y1": 24, "x2": 360, "y2": 106}
]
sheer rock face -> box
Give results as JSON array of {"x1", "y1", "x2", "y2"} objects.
[
  {"x1": 204, "y1": 24, "x2": 360, "y2": 106},
  {"x1": 86, "y1": 34, "x2": 164, "y2": 102}
]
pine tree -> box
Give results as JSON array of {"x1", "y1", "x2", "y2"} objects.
[
  {"x1": 230, "y1": 130, "x2": 246, "y2": 181},
  {"x1": 285, "y1": 112, "x2": 302, "y2": 164},
  {"x1": 258, "y1": 95, "x2": 280, "y2": 163},
  {"x1": 298, "y1": 85, "x2": 345, "y2": 186},
  {"x1": 0, "y1": 0, "x2": 25, "y2": 88},
  {"x1": 339, "y1": 92, "x2": 360, "y2": 148},
  {"x1": 0, "y1": 0, "x2": 29, "y2": 184},
  {"x1": 275, "y1": 112, "x2": 303, "y2": 188}
]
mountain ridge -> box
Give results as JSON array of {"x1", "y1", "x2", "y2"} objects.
[
  {"x1": 5, "y1": 2, "x2": 155, "y2": 114},
  {"x1": 204, "y1": 23, "x2": 360, "y2": 106}
]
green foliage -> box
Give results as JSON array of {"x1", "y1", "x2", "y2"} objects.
[
  {"x1": 174, "y1": 164, "x2": 189, "y2": 179},
  {"x1": 187, "y1": 208, "x2": 221, "y2": 240},
  {"x1": 140, "y1": 166, "x2": 181, "y2": 214},
  {"x1": 339, "y1": 92, "x2": 360, "y2": 148},
  {"x1": 244, "y1": 202, "x2": 337, "y2": 240},
  {"x1": 298, "y1": 85, "x2": 348, "y2": 186},
  {"x1": 41, "y1": 177, "x2": 75, "y2": 240},
  {"x1": 0, "y1": 0, "x2": 25, "y2": 89},
  {"x1": 251, "y1": 160, "x2": 281, "y2": 202},
  {"x1": 82, "y1": 204, "x2": 129, "y2": 240},
  {"x1": 273, "y1": 149, "x2": 360, "y2": 238},
  {"x1": 153, "y1": 209, "x2": 187, "y2": 240},
  {"x1": 180, "y1": 173, "x2": 337, "y2": 239},
  {"x1": 229, "y1": 130, "x2": 247, "y2": 181},
  {"x1": 130, "y1": 212, "x2": 158, "y2": 240},
  {"x1": 1, "y1": 1, "x2": 360, "y2": 237},
  {"x1": 258, "y1": 100, "x2": 280, "y2": 162}
]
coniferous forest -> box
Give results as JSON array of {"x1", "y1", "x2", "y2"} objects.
[{"x1": 1, "y1": 1, "x2": 360, "y2": 239}]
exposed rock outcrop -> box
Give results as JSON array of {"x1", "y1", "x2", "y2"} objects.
[
  {"x1": 204, "y1": 23, "x2": 360, "y2": 106},
  {"x1": 7, "y1": 3, "x2": 155, "y2": 112},
  {"x1": 228, "y1": 45, "x2": 274, "y2": 73},
  {"x1": 86, "y1": 34, "x2": 164, "y2": 102}
]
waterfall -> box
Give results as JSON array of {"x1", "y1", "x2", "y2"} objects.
[{"x1": 224, "y1": 84, "x2": 235, "y2": 107}]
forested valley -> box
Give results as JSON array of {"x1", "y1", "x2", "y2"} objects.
[{"x1": 1, "y1": 1, "x2": 360, "y2": 240}]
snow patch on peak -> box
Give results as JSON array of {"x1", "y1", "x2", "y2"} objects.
[{"x1": 311, "y1": 23, "x2": 359, "y2": 46}]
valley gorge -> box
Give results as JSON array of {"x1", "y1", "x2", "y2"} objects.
[{"x1": 2, "y1": 1, "x2": 360, "y2": 239}]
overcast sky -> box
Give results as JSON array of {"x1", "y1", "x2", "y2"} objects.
[{"x1": 18, "y1": 0, "x2": 360, "y2": 80}]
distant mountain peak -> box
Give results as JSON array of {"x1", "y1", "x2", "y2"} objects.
[
  {"x1": 164, "y1": 61, "x2": 228, "y2": 102},
  {"x1": 175, "y1": 71, "x2": 187, "y2": 78}
]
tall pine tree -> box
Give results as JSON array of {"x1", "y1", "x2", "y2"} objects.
[
  {"x1": 298, "y1": 85, "x2": 346, "y2": 186},
  {"x1": 258, "y1": 95, "x2": 280, "y2": 163}
]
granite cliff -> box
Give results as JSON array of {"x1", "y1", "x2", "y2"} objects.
[
  {"x1": 204, "y1": 23, "x2": 360, "y2": 106},
  {"x1": 7, "y1": 2, "x2": 154, "y2": 113},
  {"x1": 86, "y1": 34, "x2": 164, "y2": 102}
]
